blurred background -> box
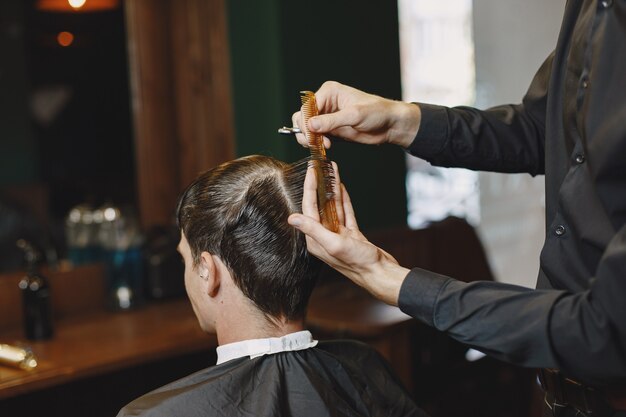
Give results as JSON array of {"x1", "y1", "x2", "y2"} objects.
[{"x1": 0, "y1": 0, "x2": 566, "y2": 416}]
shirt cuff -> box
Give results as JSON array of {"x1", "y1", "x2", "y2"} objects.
[
  {"x1": 398, "y1": 267, "x2": 452, "y2": 327},
  {"x1": 407, "y1": 103, "x2": 450, "y2": 159}
]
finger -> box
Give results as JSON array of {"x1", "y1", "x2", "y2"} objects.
[
  {"x1": 341, "y1": 183, "x2": 360, "y2": 230},
  {"x1": 301, "y1": 166, "x2": 320, "y2": 221},
  {"x1": 327, "y1": 125, "x2": 362, "y2": 142},
  {"x1": 314, "y1": 81, "x2": 343, "y2": 113},
  {"x1": 291, "y1": 111, "x2": 308, "y2": 147},
  {"x1": 294, "y1": 109, "x2": 331, "y2": 149},
  {"x1": 288, "y1": 213, "x2": 343, "y2": 258},
  {"x1": 309, "y1": 107, "x2": 361, "y2": 135},
  {"x1": 288, "y1": 214, "x2": 327, "y2": 260},
  {"x1": 330, "y1": 161, "x2": 345, "y2": 226}
]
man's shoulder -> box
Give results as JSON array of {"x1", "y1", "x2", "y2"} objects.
[
  {"x1": 116, "y1": 357, "x2": 248, "y2": 417},
  {"x1": 316, "y1": 339, "x2": 390, "y2": 366},
  {"x1": 117, "y1": 341, "x2": 425, "y2": 417}
]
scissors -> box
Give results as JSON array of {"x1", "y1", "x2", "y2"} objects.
[{"x1": 277, "y1": 126, "x2": 302, "y2": 135}]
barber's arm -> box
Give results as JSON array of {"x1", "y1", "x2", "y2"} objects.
[
  {"x1": 288, "y1": 167, "x2": 555, "y2": 369},
  {"x1": 410, "y1": 52, "x2": 553, "y2": 175},
  {"x1": 399, "y1": 226, "x2": 626, "y2": 387},
  {"x1": 294, "y1": 53, "x2": 554, "y2": 176},
  {"x1": 289, "y1": 166, "x2": 626, "y2": 387}
]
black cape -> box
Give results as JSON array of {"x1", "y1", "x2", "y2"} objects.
[{"x1": 117, "y1": 340, "x2": 428, "y2": 417}]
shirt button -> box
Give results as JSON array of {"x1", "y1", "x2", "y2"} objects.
[
  {"x1": 555, "y1": 225, "x2": 566, "y2": 236},
  {"x1": 582, "y1": 78, "x2": 589, "y2": 89},
  {"x1": 601, "y1": 0, "x2": 613, "y2": 7},
  {"x1": 575, "y1": 154, "x2": 585, "y2": 164}
]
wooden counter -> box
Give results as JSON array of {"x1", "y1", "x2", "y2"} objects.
[
  {"x1": 0, "y1": 299, "x2": 215, "y2": 400},
  {"x1": 308, "y1": 279, "x2": 411, "y2": 337},
  {"x1": 0, "y1": 261, "x2": 415, "y2": 409}
]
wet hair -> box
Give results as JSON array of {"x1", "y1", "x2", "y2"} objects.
[{"x1": 176, "y1": 155, "x2": 320, "y2": 321}]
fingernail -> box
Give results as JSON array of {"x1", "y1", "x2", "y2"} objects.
[
  {"x1": 309, "y1": 118, "x2": 320, "y2": 131},
  {"x1": 288, "y1": 215, "x2": 301, "y2": 227}
]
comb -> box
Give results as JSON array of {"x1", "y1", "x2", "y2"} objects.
[{"x1": 300, "y1": 91, "x2": 339, "y2": 233}]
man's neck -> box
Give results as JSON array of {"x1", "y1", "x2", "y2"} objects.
[{"x1": 215, "y1": 304, "x2": 305, "y2": 346}]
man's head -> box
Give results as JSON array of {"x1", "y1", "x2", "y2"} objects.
[{"x1": 176, "y1": 155, "x2": 320, "y2": 332}]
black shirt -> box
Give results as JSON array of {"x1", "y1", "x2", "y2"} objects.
[{"x1": 400, "y1": 0, "x2": 626, "y2": 387}]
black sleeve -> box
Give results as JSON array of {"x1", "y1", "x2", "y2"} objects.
[
  {"x1": 407, "y1": 52, "x2": 554, "y2": 176},
  {"x1": 398, "y1": 224, "x2": 626, "y2": 386}
]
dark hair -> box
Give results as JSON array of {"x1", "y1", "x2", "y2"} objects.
[{"x1": 176, "y1": 155, "x2": 320, "y2": 321}]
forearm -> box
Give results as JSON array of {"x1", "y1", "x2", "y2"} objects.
[
  {"x1": 358, "y1": 259, "x2": 410, "y2": 307},
  {"x1": 407, "y1": 52, "x2": 553, "y2": 175},
  {"x1": 399, "y1": 259, "x2": 626, "y2": 386},
  {"x1": 399, "y1": 270, "x2": 562, "y2": 368},
  {"x1": 385, "y1": 101, "x2": 422, "y2": 149},
  {"x1": 409, "y1": 103, "x2": 546, "y2": 175}
]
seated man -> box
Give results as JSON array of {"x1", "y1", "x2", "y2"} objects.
[{"x1": 117, "y1": 155, "x2": 426, "y2": 417}]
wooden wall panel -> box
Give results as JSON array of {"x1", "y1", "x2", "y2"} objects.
[
  {"x1": 125, "y1": 0, "x2": 235, "y2": 229},
  {"x1": 125, "y1": 0, "x2": 180, "y2": 228},
  {"x1": 171, "y1": 0, "x2": 235, "y2": 189}
]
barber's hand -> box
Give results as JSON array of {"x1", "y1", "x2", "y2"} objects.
[
  {"x1": 288, "y1": 162, "x2": 410, "y2": 306},
  {"x1": 291, "y1": 81, "x2": 422, "y2": 149}
]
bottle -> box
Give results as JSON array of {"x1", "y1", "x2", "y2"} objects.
[
  {"x1": 97, "y1": 204, "x2": 144, "y2": 310},
  {"x1": 65, "y1": 204, "x2": 100, "y2": 265},
  {"x1": 17, "y1": 239, "x2": 54, "y2": 340}
]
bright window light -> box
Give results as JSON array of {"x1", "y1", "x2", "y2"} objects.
[{"x1": 398, "y1": 0, "x2": 480, "y2": 229}]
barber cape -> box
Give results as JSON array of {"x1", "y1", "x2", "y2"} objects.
[{"x1": 117, "y1": 331, "x2": 426, "y2": 417}]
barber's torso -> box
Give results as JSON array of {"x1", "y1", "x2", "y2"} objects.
[{"x1": 538, "y1": 0, "x2": 626, "y2": 292}]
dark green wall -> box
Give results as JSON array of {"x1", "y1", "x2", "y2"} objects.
[
  {"x1": 227, "y1": 0, "x2": 288, "y2": 160},
  {"x1": 0, "y1": 0, "x2": 38, "y2": 186},
  {"x1": 227, "y1": 1, "x2": 407, "y2": 230}
]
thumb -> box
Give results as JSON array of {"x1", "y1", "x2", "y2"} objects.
[
  {"x1": 309, "y1": 108, "x2": 356, "y2": 134},
  {"x1": 288, "y1": 213, "x2": 339, "y2": 252}
]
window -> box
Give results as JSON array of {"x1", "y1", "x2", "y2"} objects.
[{"x1": 398, "y1": 0, "x2": 479, "y2": 229}]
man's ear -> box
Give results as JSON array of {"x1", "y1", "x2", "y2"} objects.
[{"x1": 199, "y1": 251, "x2": 219, "y2": 297}]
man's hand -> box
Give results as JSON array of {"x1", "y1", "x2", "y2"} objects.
[
  {"x1": 288, "y1": 162, "x2": 409, "y2": 306},
  {"x1": 291, "y1": 81, "x2": 422, "y2": 149}
]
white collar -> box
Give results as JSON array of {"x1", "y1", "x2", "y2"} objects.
[{"x1": 215, "y1": 330, "x2": 318, "y2": 365}]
